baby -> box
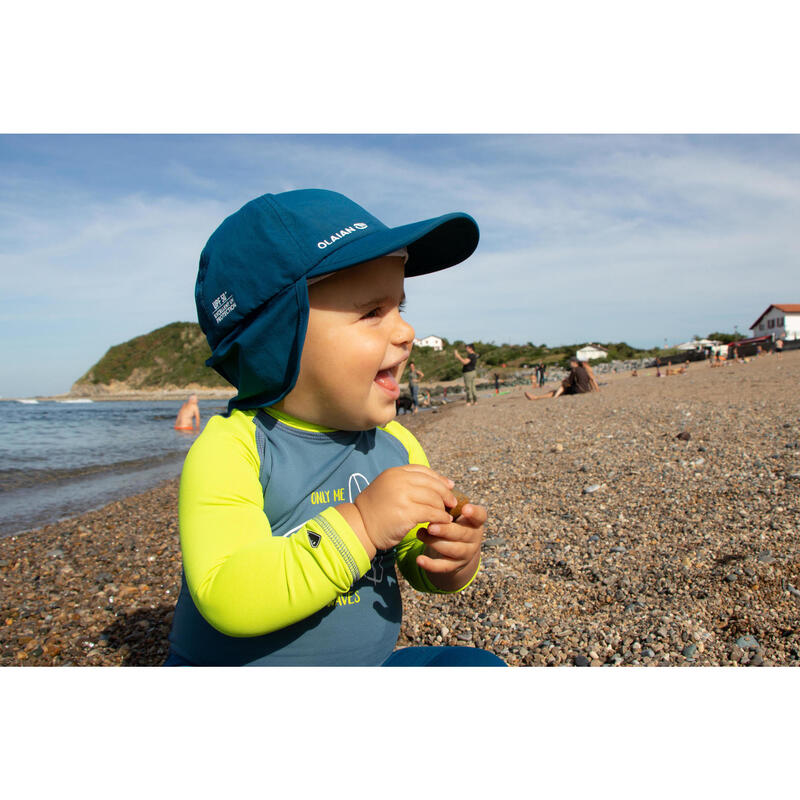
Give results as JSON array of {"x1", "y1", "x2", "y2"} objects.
[{"x1": 165, "y1": 188, "x2": 503, "y2": 666}]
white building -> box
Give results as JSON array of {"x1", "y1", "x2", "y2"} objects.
[
  {"x1": 676, "y1": 338, "x2": 719, "y2": 352},
  {"x1": 750, "y1": 304, "x2": 800, "y2": 341},
  {"x1": 413, "y1": 335, "x2": 444, "y2": 351},
  {"x1": 575, "y1": 344, "x2": 608, "y2": 361}
]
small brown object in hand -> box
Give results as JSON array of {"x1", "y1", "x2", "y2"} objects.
[{"x1": 447, "y1": 490, "x2": 471, "y2": 519}]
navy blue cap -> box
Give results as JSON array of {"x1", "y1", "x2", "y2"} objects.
[{"x1": 196, "y1": 189, "x2": 479, "y2": 410}]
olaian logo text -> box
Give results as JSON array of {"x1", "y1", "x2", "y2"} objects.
[{"x1": 317, "y1": 222, "x2": 368, "y2": 249}]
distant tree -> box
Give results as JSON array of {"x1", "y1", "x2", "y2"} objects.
[{"x1": 707, "y1": 331, "x2": 738, "y2": 343}]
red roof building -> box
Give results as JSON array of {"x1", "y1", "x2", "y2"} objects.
[{"x1": 749, "y1": 304, "x2": 800, "y2": 341}]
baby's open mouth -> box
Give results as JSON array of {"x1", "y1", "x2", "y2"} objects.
[{"x1": 374, "y1": 369, "x2": 400, "y2": 399}]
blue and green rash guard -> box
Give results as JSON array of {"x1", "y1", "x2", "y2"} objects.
[{"x1": 168, "y1": 407, "x2": 479, "y2": 666}]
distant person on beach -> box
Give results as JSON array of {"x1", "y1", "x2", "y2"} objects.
[
  {"x1": 525, "y1": 357, "x2": 592, "y2": 400},
  {"x1": 454, "y1": 343, "x2": 479, "y2": 405},
  {"x1": 537, "y1": 362, "x2": 546, "y2": 387},
  {"x1": 580, "y1": 360, "x2": 600, "y2": 392},
  {"x1": 493, "y1": 373, "x2": 500, "y2": 394},
  {"x1": 775, "y1": 337, "x2": 784, "y2": 359},
  {"x1": 174, "y1": 394, "x2": 200, "y2": 431},
  {"x1": 407, "y1": 361, "x2": 424, "y2": 413},
  {"x1": 165, "y1": 189, "x2": 503, "y2": 667}
]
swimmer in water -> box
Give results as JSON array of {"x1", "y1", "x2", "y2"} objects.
[{"x1": 175, "y1": 394, "x2": 201, "y2": 431}]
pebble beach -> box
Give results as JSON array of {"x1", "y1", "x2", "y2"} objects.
[{"x1": 2, "y1": 352, "x2": 799, "y2": 667}]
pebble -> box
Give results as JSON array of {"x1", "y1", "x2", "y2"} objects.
[
  {"x1": 574, "y1": 655, "x2": 590, "y2": 666},
  {"x1": 483, "y1": 537, "x2": 505, "y2": 547},
  {"x1": 735, "y1": 635, "x2": 759, "y2": 650},
  {"x1": 583, "y1": 484, "x2": 602, "y2": 494},
  {"x1": 729, "y1": 645, "x2": 745, "y2": 662}
]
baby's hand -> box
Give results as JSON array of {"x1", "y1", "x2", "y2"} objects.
[
  {"x1": 415, "y1": 501, "x2": 486, "y2": 582},
  {"x1": 352, "y1": 465, "x2": 456, "y2": 552}
]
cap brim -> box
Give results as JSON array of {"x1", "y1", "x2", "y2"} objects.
[{"x1": 307, "y1": 212, "x2": 479, "y2": 280}]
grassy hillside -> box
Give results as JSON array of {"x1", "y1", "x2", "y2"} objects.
[{"x1": 74, "y1": 322, "x2": 232, "y2": 390}]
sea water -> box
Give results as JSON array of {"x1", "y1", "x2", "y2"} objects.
[{"x1": 0, "y1": 399, "x2": 228, "y2": 538}]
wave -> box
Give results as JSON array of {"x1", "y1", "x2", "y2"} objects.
[{"x1": 0, "y1": 451, "x2": 187, "y2": 492}]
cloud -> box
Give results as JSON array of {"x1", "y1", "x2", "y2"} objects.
[
  {"x1": 400, "y1": 137, "x2": 800, "y2": 348},
  {"x1": 1, "y1": 189, "x2": 227, "y2": 315}
]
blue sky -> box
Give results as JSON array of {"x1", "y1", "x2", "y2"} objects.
[{"x1": 2, "y1": 134, "x2": 799, "y2": 397}]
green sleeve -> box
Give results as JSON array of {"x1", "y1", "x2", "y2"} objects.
[
  {"x1": 382, "y1": 421, "x2": 480, "y2": 594},
  {"x1": 178, "y1": 412, "x2": 371, "y2": 638}
]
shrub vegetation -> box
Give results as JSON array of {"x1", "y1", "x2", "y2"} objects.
[{"x1": 75, "y1": 322, "x2": 232, "y2": 389}]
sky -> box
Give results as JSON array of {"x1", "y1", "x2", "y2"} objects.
[{"x1": 2, "y1": 134, "x2": 799, "y2": 397}]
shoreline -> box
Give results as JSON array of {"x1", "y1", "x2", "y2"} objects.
[
  {"x1": 2, "y1": 351, "x2": 798, "y2": 666},
  {"x1": 0, "y1": 390, "x2": 237, "y2": 403}
]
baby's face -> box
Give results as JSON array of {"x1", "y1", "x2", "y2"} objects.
[{"x1": 277, "y1": 255, "x2": 414, "y2": 430}]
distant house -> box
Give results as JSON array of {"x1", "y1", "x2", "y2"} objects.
[
  {"x1": 750, "y1": 303, "x2": 800, "y2": 341},
  {"x1": 413, "y1": 335, "x2": 444, "y2": 351},
  {"x1": 575, "y1": 344, "x2": 608, "y2": 361},
  {"x1": 677, "y1": 338, "x2": 718, "y2": 352}
]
